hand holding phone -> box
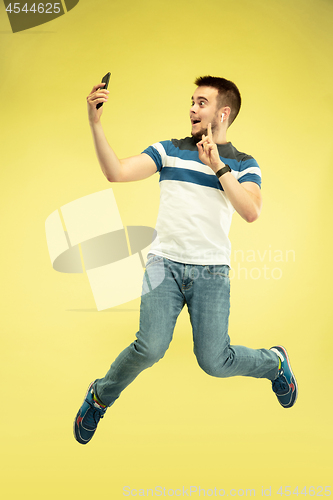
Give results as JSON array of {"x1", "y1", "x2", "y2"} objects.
[
  {"x1": 86, "y1": 73, "x2": 111, "y2": 124},
  {"x1": 96, "y1": 72, "x2": 111, "y2": 109}
]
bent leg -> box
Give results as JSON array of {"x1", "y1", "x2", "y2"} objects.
[
  {"x1": 186, "y1": 264, "x2": 279, "y2": 381},
  {"x1": 94, "y1": 256, "x2": 185, "y2": 406}
]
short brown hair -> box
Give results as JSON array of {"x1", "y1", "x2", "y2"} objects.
[{"x1": 194, "y1": 75, "x2": 242, "y2": 126}]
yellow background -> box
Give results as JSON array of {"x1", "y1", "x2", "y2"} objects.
[{"x1": 1, "y1": 0, "x2": 332, "y2": 498}]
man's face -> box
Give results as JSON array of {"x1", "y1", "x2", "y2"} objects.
[{"x1": 190, "y1": 86, "x2": 220, "y2": 141}]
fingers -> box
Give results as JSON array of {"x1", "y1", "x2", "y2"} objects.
[
  {"x1": 197, "y1": 127, "x2": 212, "y2": 144},
  {"x1": 87, "y1": 83, "x2": 110, "y2": 106},
  {"x1": 87, "y1": 93, "x2": 109, "y2": 104},
  {"x1": 197, "y1": 138, "x2": 215, "y2": 156},
  {"x1": 197, "y1": 134, "x2": 211, "y2": 151},
  {"x1": 196, "y1": 125, "x2": 220, "y2": 170},
  {"x1": 202, "y1": 143, "x2": 215, "y2": 154},
  {"x1": 88, "y1": 83, "x2": 109, "y2": 97},
  {"x1": 196, "y1": 134, "x2": 207, "y2": 147},
  {"x1": 197, "y1": 132, "x2": 217, "y2": 161},
  {"x1": 90, "y1": 82, "x2": 107, "y2": 93}
]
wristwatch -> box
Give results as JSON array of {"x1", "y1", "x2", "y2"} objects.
[{"x1": 216, "y1": 164, "x2": 231, "y2": 178}]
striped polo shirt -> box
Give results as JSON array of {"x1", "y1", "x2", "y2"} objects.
[{"x1": 142, "y1": 137, "x2": 261, "y2": 266}]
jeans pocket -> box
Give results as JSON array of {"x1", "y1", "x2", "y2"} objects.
[
  {"x1": 145, "y1": 254, "x2": 164, "y2": 270},
  {"x1": 205, "y1": 264, "x2": 229, "y2": 278}
]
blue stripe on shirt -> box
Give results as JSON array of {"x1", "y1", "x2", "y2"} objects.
[
  {"x1": 238, "y1": 173, "x2": 261, "y2": 187},
  {"x1": 160, "y1": 167, "x2": 223, "y2": 191},
  {"x1": 164, "y1": 141, "x2": 260, "y2": 176},
  {"x1": 142, "y1": 145, "x2": 163, "y2": 171},
  {"x1": 143, "y1": 141, "x2": 261, "y2": 188}
]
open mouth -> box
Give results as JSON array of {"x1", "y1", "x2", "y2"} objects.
[{"x1": 191, "y1": 119, "x2": 201, "y2": 125}]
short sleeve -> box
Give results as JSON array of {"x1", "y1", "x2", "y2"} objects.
[
  {"x1": 237, "y1": 157, "x2": 262, "y2": 188},
  {"x1": 142, "y1": 144, "x2": 163, "y2": 172}
]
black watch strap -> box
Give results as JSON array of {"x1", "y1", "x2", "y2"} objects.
[{"x1": 216, "y1": 164, "x2": 231, "y2": 178}]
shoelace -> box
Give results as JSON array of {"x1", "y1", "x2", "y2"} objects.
[
  {"x1": 84, "y1": 401, "x2": 106, "y2": 428},
  {"x1": 272, "y1": 374, "x2": 289, "y2": 394},
  {"x1": 93, "y1": 410, "x2": 105, "y2": 424}
]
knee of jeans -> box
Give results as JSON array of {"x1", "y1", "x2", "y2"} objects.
[
  {"x1": 195, "y1": 351, "x2": 231, "y2": 378},
  {"x1": 133, "y1": 340, "x2": 169, "y2": 366}
]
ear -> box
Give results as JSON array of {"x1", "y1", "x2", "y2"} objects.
[{"x1": 220, "y1": 106, "x2": 231, "y2": 123}]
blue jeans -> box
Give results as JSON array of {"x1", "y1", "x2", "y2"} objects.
[{"x1": 94, "y1": 254, "x2": 279, "y2": 407}]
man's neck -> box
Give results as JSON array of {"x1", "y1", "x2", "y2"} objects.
[{"x1": 213, "y1": 129, "x2": 228, "y2": 145}]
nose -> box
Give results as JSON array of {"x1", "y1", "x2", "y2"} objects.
[{"x1": 190, "y1": 103, "x2": 198, "y2": 115}]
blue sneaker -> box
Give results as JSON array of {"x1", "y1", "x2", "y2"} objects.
[
  {"x1": 73, "y1": 381, "x2": 107, "y2": 444},
  {"x1": 270, "y1": 346, "x2": 298, "y2": 408}
]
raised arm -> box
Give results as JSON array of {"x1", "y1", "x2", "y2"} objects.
[
  {"x1": 197, "y1": 123, "x2": 262, "y2": 223},
  {"x1": 87, "y1": 83, "x2": 157, "y2": 182}
]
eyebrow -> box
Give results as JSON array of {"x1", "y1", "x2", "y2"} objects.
[{"x1": 191, "y1": 96, "x2": 209, "y2": 102}]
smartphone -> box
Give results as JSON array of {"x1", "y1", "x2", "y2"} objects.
[{"x1": 96, "y1": 72, "x2": 111, "y2": 109}]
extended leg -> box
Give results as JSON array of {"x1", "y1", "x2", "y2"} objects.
[
  {"x1": 186, "y1": 264, "x2": 279, "y2": 380},
  {"x1": 94, "y1": 255, "x2": 186, "y2": 406}
]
